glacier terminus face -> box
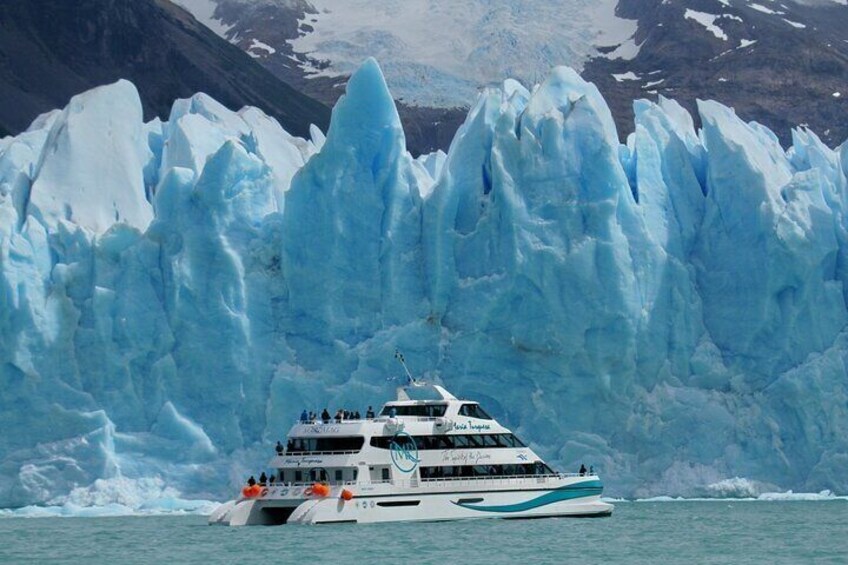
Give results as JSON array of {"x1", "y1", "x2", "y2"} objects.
[{"x1": 1, "y1": 58, "x2": 847, "y2": 511}]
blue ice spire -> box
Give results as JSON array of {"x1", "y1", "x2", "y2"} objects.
[
  {"x1": 322, "y1": 57, "x2": 406, "y2": 161},
  {"x1": 282, "y1": 58, "x2": 426, "y2": 345}
]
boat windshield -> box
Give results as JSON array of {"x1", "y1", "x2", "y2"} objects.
[
  {"x1": 458, "y1": 403, "x2": 492, "y2": 420},
  {"x1": 380, "y1": 404, "x2": 447, "y2": 417}
]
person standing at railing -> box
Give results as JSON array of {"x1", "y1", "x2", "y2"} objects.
[
  {"x1": 321, "y1": 408, "x2": 330, "y2": 423},
  {"x1": 259, "y1": 472, "x2": 267, "y2": 486},
  {"x1": 300, "y1": 409, "x2": 309, "y2": 422},
  {"x1": 275, "y1": 440, "x2": 284, "y2": 455},
  {"x1": 579, "y1": 464, "x2": 587, "y2": 476},
  {"x1": 366, "y1": 406, "x2": 375, "y2": 419}
]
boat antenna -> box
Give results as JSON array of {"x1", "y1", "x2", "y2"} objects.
[{"x1": 394, "y1": 349, "x2": 416, "y2": 385}]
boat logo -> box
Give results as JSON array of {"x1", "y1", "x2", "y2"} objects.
[{"x1": 389, "y1": 431, "x2": 420, "y2": 473}]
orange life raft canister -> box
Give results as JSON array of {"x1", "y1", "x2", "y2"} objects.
[
  {"x1": 242, "y1": 484, "x2": 263, "y2": 498},
  {"x1": 308, "y1": 482, "x2": 330, "y2": 497}
]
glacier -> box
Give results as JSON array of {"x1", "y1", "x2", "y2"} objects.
[{"x1": 1, "y1": 58, "x2": 848, "y2": 509}]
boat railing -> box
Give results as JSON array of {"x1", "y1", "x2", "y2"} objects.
[
  {"x1": 293, "y1": 419, "x2": 372, "y2": 425},
  {"x1": 293, "y1": 416, "x2": 446, "y2": 425}
]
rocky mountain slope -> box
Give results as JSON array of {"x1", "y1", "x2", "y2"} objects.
[
  {"x1": 0, "y1": 0, "x2": 329, "y2": 140},
  {"x1": 584, "y1": 0, "x2": 848, "y2": 148}
]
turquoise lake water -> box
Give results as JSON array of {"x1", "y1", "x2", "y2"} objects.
[{"x1": 1, "y1": 501, "x2": 846, "y2": 564}]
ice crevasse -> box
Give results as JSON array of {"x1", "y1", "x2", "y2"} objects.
[{"x1": 1, "y1": 58, "x2": 847, "y2": 508}]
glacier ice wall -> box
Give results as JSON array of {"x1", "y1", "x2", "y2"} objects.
[{"x1": 2, "y1": 59, "x2": 848, "y2": 506}]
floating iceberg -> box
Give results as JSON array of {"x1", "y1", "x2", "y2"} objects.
[{"x1": 1, "y1": 58, "x2": 847, "y2": 509}]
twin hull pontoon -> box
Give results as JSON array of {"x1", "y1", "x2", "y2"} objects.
[{"x1": 210, "y1": 384, "x2": 612, "y2": 525}]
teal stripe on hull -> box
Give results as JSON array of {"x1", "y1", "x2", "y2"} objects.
[{"x1": 453, "y1": 481, "x2": 603, "y2": 514}]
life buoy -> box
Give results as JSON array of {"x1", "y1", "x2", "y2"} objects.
[
  {"x1": 242, "y1": 486, "x2": 253, "y2": 498},
  {"x1": 340, "y1": 489, "x2": 353, "y2": 501}
]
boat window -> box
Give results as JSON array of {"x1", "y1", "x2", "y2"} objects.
[
  {"x1": 433, "y1": 436, "x2": 454, "y2": 449},
  {"x1": 458, "y1": 403, "x2": 493, "y2": 419},
  {"x1": 379, "y1": 404, "x2": 448, "y2": 417},
  {"x1": 453, "y1": 435, "x2": 470, "y2": 448},
  {"x1": 420, "y1": 463, "x2": 556, "y2": 479},
  {"x1": 287, "y1": 436, "x2": 364, "y2": 453},
  {"x1": 502, "y1": 434, "x2": 526, "y2": 447},
  {"x1": 295, "y1": 470, "x2": 302, "y2": 482},
  {"x1": 429, "y1": 404, "x2": 448, "y2": 417},
  {"x1": 370, "y1": 436, "x2": 389, "y2": 449},
  {"x1": 382, "y1": 468, "x2": 390, "y2": 481},
  {"x1": 535, "y1": 461, "x2": 555, "y2": 475},
  {"x1": 370, "y1": 433, "x2": 526, "y2": 450},
  {"x1": 481, "y1": 435, "x2": 499, "y2": 447},
  {"x1": 335, "y1": 469, "x2": 343, "y2": 482}
]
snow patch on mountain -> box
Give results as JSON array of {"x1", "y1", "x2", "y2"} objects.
[
  {"x1": 749, "y1": 3, "x2": 784, "y2": 14},
  {"x1": 783, "y1": 18, "x2": 807, "y2": 28},
  {"x1": 248, "y1": 38, "x2": 276, "y2": 57},
  {"x1": 613, "y1": 72, "x2": 642, "y2": 81},
  {"x1": 684, "y1": 10, "x2": 729, "y2": 40}
]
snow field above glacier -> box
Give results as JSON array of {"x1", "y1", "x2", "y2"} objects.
[
  {"x1": 288, "y1": 0, "x2": 638, "y2": 107},
  {"x1": 1, "y1": 57, "x2": 848, "y2": 508}
]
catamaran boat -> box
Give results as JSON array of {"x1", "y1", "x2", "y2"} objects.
[{"x1": 210, "y1": 376, "x2": 612, "y2": 525}]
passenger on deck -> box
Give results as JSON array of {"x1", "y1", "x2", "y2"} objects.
[
  {"x1": 335, "y1": 409, "x2": 342, "y2": 423},
  {"x1": 589, "y1": 466, "x2": 594, "y2": 475},
  {"x1": 366, "y1": 406, "x2": 375, "y2": 419},
  {"x1": 275, "y1": 440, "x2": 284, "y2": 455},
  {"x1": 300, "y1": 409, "x2": 309, "y2": 422},
  {"x1": 259, "y1": 472, "x2": 267, "y2": 485},
  {"x1": 354, "y1": 410, "x2": 361, "y2": 420},
  {"x1": 321, "y1": 408, "x2": 330, "y2": 423},
  {"x1": 579, "y1": 464, "x2": 587, "y2": 476},
  {"x1": 247, "y1": 475, "x2": 256, "y2": 487},
  {"x1": 343, "y1": 410, "x2": 350, "y2": 420},
  {"x1": 309, "y1": 411, "x2": 316, "y2": 422},
  {"x1": 389, "y1": 407, "x2": 397, "y2": 418},
  {"x1": 269, "y1": 474, "x2": 276, "y2": 484}
]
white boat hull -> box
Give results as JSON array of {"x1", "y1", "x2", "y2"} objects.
[{"x1": 211, "y1": 476, "x2": 612, "y2": 526}]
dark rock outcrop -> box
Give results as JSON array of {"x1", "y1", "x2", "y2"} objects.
[{"x1": 0, "y1": 0, "x2": 330, "y2": 139}]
